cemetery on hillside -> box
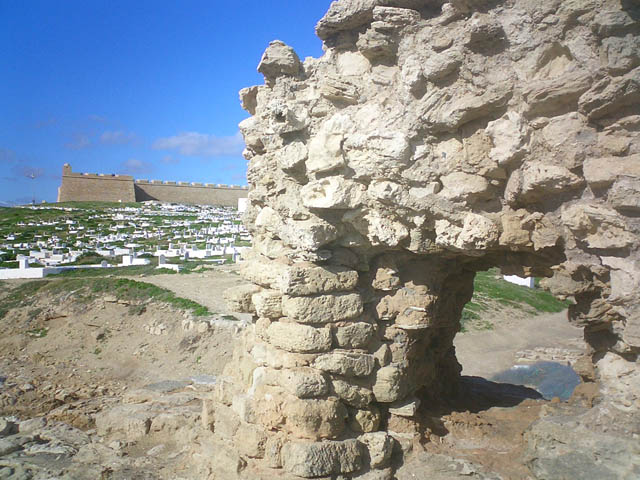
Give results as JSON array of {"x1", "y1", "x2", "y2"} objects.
[{"x1": 0, "y1": 201, "x2": 250, "y2": 279}]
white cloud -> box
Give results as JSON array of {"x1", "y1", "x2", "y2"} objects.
[
  {"x1": 100, "y1": 130, "x2": 138, "y2": 145},
  {"x1": 119, "y1": 158, "x2": 153, "y2": 175},
  {"x1": 152, "y1": 131, "x2": 244, "y2": 157},
  {"x1": 65, "y1": 134, "x2": 91, "y2": 150},
  {"x1": 161, "y1": 155, "x2": 180, "y2": 165}
]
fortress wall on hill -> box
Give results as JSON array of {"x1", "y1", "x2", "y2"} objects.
[
  {"x1": 134, "y1": 181, "x2": 247, "y2": 207},
  {"x1": 57, "y1": 170, "x2": 136, "y2": 203},
  {"x1": 57, "y1": 164, "x2": 247, "y2": 206}
]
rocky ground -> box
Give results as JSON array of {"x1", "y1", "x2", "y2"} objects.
[{"x1": 0, "y1": 266, "x2": 614, "y2": 479}]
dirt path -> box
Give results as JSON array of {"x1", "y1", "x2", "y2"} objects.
[
  {"x1": 454, "y1": 310, "x2": 585, "y2": 378},
  {"x1": 133, "y1": 265, "x2": 252, "y2": 321}
]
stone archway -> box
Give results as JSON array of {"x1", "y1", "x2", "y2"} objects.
[{"x1": 213, "y1": 0, "x2": 640, "y2": 478}]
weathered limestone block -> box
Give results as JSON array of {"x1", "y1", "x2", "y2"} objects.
[
  {"x1": 334, "y1": 322, "x2": 376, "y2": 349},
  {"x1": 301, "y1": 176, "x2": 366, "y2": 209},
  {"x1": 278, "y1": 141, "x2": 308, "y2": 173},
  {"x1": 388, "y1": 397, "x2": 420, "y2": 417},
  {"x1": 499, "y1": 209, "x2": 532, "y2": 248},
  {"x1": 422, "y1": 49, "x2": 462, "y2": 82},
  {"x1": 314, "y1": 351, "x2": 376, "y2": 377},
  {"x1": 372, "y1": 6, "x2": 420, "y2": 26},
  {"x1": 539, "y1": 113, "x2": 596, "y2": 170},
  {"x1": 357, "y1": 22, "x2": 399, "y2": 62},
  {"x1": 424, "y1": 85, "x2": 511, "y2": 132},
  {"x1": 250, "y1": 342, "x2": 319, "y2": 369},
  {"x1": 593, "y1": 9, "x2": 638, "y2": 36},
  {"x1": 344, "y1": 209, "x2": 410, "y2": 247},
  {"x1": 372, "y1": 260, "x2": 401, "y2": 291},
  {"x1": 279, "y1": 367, "x2": 330, "y2": 399},
  {"x1": 602, "y1": 34, "x2": 640, "y2": 75},
  {"x1": 343, "y1": 132, "x2": 411, "y2": 180},
  {"x1": 266, "y1": 321, "x2": 333, "y2": 353},
  {"x1": 579, "y1": 68, "x2": 640, "y2": 121},
  {"x1": 281, "y1": 439, "x2": 364, "y2": 477},
  {"x1": 373, "y1": 363, "x2": 408, "y2": 403},
  {"x1": 95, "y1": 405, "x2": 152, "y2": 441},
  {"x1": 358, "y1": 432, "x2": 394, "y2": 469},
  {"x1": 282, "y1": 396, "x2": 348, "y2": 440},
  {"x1": 282, "y1": 292, "x2": 364, "y2": 324},
  {"x1": 350, "y1": 406, "x2": 382, "y2": 433},
  {"x1": 435, "y1": 214, "x2": 500, "y2": 253},
  {"x1": 438, "y1": 172, "x2": 491, "y2": 203},
  {"x1": 583, "y1": 154, "x2": 640, "y2": 189},
  {"x1": 265, "y1": 433, "x2": 286, "y2": 468},
  {"x1": 601, "y1": 256, "x2": 640, "y2": 303},
  {"x1": 233, "y1": 422, "x2": 268, "y2": 458},
  {"x1": 280, "y1": 217, "x2": 340, "y2": 251},
  {"x1": 485, "y1": 111, "x2": 530, "y2": 166},
  {"x1": 525, "y1": 70, "x2": 592, "y2": 117},
  {"x1": 368, "y1": 180, "x2": 404, "y2": 204},
  {"x1": 232, "y1": 393, "x2": 258, "y2": 424},
  {"x1": 505, "y1": 163, "x2": 584, "y2": 204},
  {"x1": 258, "y1": 40, "x2": 302, "y2": 82},
  {"x1": 224, "y1": 284, "x2": 261, "y2": 313},
  {"x1": 562, "y1": 204, "x2": 635, "y2": 250},
  {"x1": 211, "y1": 441, "x2": 248, "y2": 477},
  {"x1": 252, "y1": 289, "x2": 283, "y2": 319},
  {"x1": 401, "y1": 54, "x2": 425, "y2": 94},
  {"x1": 331, "y1": 377, "x2": 375, "y2": 407},
  {"x1": 239, "y1": 85, "x2": 259, "y2": 115},
  {"x1": 609, "y1": 177, "x2": 640, "y2": 212},
  {"x1": 307, "y1": 112, "x2": 353, "y2": 174},
  {"x1": 280, "y1": 263, "x2": 359, "y2": 296},
  {"x1": 213, "y1": 376, "x2": 243, "y2": 406},
  {"x1": 240, "y1": 254, "x2": 288, "y2": 289},
  {"x1": 321, "y1": 75, "x2": 361, "y2": 104},
  {"x1": 214, "y1": 404, "x2": 240, "y2": 440}
]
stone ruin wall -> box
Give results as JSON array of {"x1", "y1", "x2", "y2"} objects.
[
  {"x1": 57, "y1": 164, "x2": 248, "y2": 207},
  {"x1": 213, "y1": 0, "x2": 640, "y2": 478},
  {"x1": 134, "y1": 180, "x2": 247, "y2": 207},
  {"x1": 57, "y1": 165, "x2": 136, "y2": 203}
]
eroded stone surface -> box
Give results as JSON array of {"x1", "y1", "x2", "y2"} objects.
[{"x1": 221, "y1": 0, "x2": 640, "y2": 478}]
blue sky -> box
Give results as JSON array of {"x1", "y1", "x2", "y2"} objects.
[{"x1": 0, "y1": 1, "x2": 330, "y2": 205}]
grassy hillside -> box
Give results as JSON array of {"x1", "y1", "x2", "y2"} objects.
[
  {"x1": 461, "y1": 269, "x2": 570, "y2": 332},
  {"x1": 0, "y1": 277, "x2": 211, "y2": 320}
]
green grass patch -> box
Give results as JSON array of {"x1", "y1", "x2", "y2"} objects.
[
  {"x1": 65, "y1": 252, "x2": 117, "y2": 266},
  {"x1": 26, "y1": 327, "x2": 48, "y2": 338},
  {"x1": 0, "y1": 277, "x2": 211, "y2": 320},
  {"x1": 0, "y1": 281, "x2": 50, "y2": 319},
  {"x1": 460, "y1": 269, "x2": 570, "y2": 331}
]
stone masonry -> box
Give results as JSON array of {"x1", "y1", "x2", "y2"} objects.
[
  {"x1": 213, "y1": 1, "x2": 640, "y2": 478},
  {"x1": 57, "y1": 163, "x2": 248, "y2": 206}
]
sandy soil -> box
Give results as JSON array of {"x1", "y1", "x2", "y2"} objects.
[
  {"x1": 132, "y1": 265, "x2": 251, "y2": 321},
  {"x1": 455, "y1": 310, "x2": 585, "y2": 378},
  {"x1": 0, "y1": 268, "x2": 247, "y2": 428},
  {"x1": 0, "y1": 266, "x2": 588, "y2": 479}
]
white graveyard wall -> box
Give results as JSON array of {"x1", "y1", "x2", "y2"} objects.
[
  {"x1": 503, "y1": 275, "x2": 535, "y2": 288},
  {"x1": 0, "y1": 264, "x2": 112, "y2": 280}
]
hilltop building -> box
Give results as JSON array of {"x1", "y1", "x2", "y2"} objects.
[{"x1": 57, "y1": 164, "x2": 247, "y2": 207}]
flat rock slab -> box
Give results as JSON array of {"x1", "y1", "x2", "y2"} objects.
[
  {"x1": 189, "y1": 374, "x2": 217, "y2": 386},
  {"x1": 143, "y1": 380, "x2": 190, "y2": 393}
]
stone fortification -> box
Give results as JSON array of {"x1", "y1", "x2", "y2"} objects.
[
  {"x1": 212, "y1": 0, "x2": 640, "y2": 478},
  {"x1": 57, "y1": 163, "x2": 248, "y2": 207},
  {"x1": 57, "y1": 164, "x2": 135, "y2": 203}
]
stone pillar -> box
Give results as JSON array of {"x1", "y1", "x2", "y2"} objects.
[{"x1": 217, "y1": 251, "x2": 477, "y2": 477}]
